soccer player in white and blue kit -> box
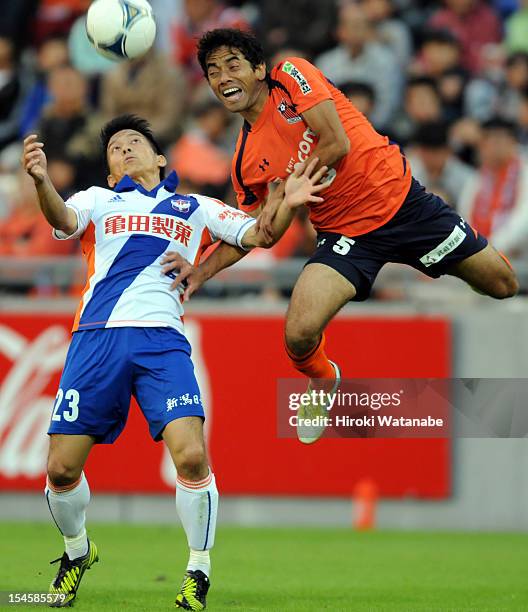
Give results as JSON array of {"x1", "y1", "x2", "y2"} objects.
[{"x1": 21, "y1": 114, "x2": 330, "y2": 610}]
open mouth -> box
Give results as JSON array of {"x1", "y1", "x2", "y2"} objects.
[{"x1": 222, "y1": 87, "x2": 243, "y2": 102}]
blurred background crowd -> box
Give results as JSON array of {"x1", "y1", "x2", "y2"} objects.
[{"x1": 1, "y1": 0, "x2": 528, "y2": 297}]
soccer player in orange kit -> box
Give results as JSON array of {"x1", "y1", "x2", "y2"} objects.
[{"x1": 162, "y1": 28, "x2": 518, "y2": 444}]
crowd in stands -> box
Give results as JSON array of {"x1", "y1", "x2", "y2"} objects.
[{"x1": 1, "y1": 0, "x2": 528, "y2": 294}]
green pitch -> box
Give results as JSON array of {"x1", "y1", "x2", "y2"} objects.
[{"x1": 1, "y1": 522, "x2": 527, "y2": 611}]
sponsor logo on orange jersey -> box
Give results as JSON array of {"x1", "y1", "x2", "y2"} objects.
[{"x1": 282, "y1": 61, "x2": 312, "y2": 95}]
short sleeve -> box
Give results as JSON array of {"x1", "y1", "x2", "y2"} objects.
[
  {"x1": 53, "y1": 187, "x2": 97, "y2": 240},
  {"x1": 195, "y1": 195, "x2": 257, "y2": 248},
  {"x1": 275, "y1": 57, "x2": 333, "y2": 115}
]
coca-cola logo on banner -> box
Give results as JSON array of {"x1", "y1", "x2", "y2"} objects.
[{"x1": 0, "y1": 324, "x2": 69, "y2": 479}]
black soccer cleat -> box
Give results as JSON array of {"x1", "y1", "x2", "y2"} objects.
[
  {"x1": 175, "y1": 569, "x2": 210, "y2": 610},
  {"x1": 48, "y1": 540, "x2": 99, "y2": 607}
]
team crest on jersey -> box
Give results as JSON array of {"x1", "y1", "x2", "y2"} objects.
[
  {"x1": 171, "y1": 198, "x2": 191, "y2": 213},
  {"x1": 281, "y1": 61, "x2": 312, "y2": 95},
  {"x1": 277, "y1": 99, "x2": 302, "y2": 124}
]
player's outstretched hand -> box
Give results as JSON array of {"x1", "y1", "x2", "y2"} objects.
[
  {"x1": 284, "y1": 158, "x2": 332, "y2": 209},
  {"x1": 160, "y1": 251, "x2": 205, "y2": 301},
  {"x1": 21, "y1": 135, "x2": 47, "y2": 184}
]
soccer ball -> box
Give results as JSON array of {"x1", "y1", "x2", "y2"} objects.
[{"x1": 86, "y1": 0, "x2": 156, "y2": 61}]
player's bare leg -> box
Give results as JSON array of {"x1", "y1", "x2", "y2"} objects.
[
  {"x1": 46, "y1": 434, "x2": 98, "y2": 607},
  {"x1": 163, "y1": 417, "x2": 216, "y2": 611},
  {"x1": 285, "y1": 263, "x2": 357, "y2": 443},
  {"x1": 446, "y1": 244, "x2": 518, "y2": 298}
]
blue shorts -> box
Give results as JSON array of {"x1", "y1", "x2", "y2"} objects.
[
  {"x1": 307, "y1": 178, "x2": 488, "y2": 301},
  {"x1": 48, "y1": 327, "x2": 204, "y2": 444}
]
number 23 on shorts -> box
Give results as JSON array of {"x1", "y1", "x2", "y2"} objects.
[{"x1": 52, "y1": 388, "x2": 80, "y2": 422}]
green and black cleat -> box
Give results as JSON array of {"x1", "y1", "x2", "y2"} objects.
[
  {"x1": 48, "y1": 540, "x2": 99, "y2": 607},
  {"x1": 175, "y1": 570, "x2": 210, "y2": 611}
]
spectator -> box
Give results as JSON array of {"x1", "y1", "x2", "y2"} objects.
[
  {"x1": 0, "y1": 0, "x2": 40, "y2": 52},
  {"x1": 151, "y1": 0, "x2": 184, "y2": 55},
  {"x1": 37, "y1": 64, "x2": 89, "y2": 159},
  {"x1": 407, "y1": 120, "x2": 476, "y2": 209},
  {"x1": 256, "y1": 0, "x2": 338, "y2": 58},
  {"x1": 33, "y1": 0, "x2": 85, "y2": 45},
  {"x1": 449, "y1": 116, "x2": 482, "y2": 166},
  {"x1": 0, "y1": 37, "x2": 31, "y2": 151},
  {"x1": 315, "y1": 2, "x2": 401, "y2": 129},
  {"x1": 417, "y1": 29, "x2": 463, "y2": 80},
  {"x1": 171, "y1": 0, "x2": 249, "y2": 85},
  {"x1": 438, "y1": 66, "x2": 468, "y2": 121},
  {"x1": 0, "y1": 145, "x2": 20, "y2": 219},
  {"x1": 36, "y1": 64, "x2": 101, "y2": 189},
  {"x1": 67, "y1": 1, "x2": 116, "y2": 77},
  {"x1": 390, "y1": 77, "x2": 443, "y2": 144},
  {"x1": 414, "y1": 29, "x2": 468, "y2": 120},
  {"x1": 469, "y1": 52, "x2": 528, "y2": 124},
  {"x1": 428, "y1": 0, "x2": 501, "y2": 74},
  {"x1": 505, "y1": 0, "x2": 528, "y2": 54},
  {"x1": 502, "y1": 52, "x2": 528, "y2": 120},
  {"x1": 100, "y1": 49, "x2": 187, "y2": 147},
  {"x1": 359, "y1": 0, "x2": 412, "y2": 68},
  {"x1": 458, "y1": 118, "x2": 528, "y2": 257},
  {"x1": 170, "y1": 99, "x2": 232, "y2": 199},
  {"x1": 20, "y1": 35, "x2": 70, "y2": 136},
  {"x1": 0, "y1": 169, "x2": 75, "y2": 256},
  {"x1": 519, "y1": 87, "x2": 528, "y2": 151},
  {"x1": 340, "y1": 81, "x2": 376, "y2": 120},
  {"x1": 464, "y1": 43, "x2": 506, "y2": 122}
]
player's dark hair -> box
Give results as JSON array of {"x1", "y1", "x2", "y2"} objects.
[
  {"x1": 100, "y1": 114, "x2": 165, "y2": 179},
  {"x1": 197, "y1": 28, "x2": 265, "y2": 77}
]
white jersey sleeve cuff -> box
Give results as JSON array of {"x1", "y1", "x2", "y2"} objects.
[
  {"x1": 236, "y1": 218, "x2": 257, "y2": 251},
  {"x1": 52, "y1": 205, "x2": 82, "y2": 240}
]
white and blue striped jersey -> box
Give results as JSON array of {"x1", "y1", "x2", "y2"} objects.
[{"x1": 54, "y1": 171, "x2": 256, "y2": 334}]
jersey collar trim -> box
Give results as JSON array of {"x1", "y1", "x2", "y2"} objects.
[{"x1": 113, "y1": 170, "x2": 180, "y2": 197}]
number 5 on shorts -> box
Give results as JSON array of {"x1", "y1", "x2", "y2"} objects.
[
  {"x1": 52, "y1": 388, "x2": 80, "y2": 422},
  {"x1": 333, "y1": 236, "x2": 355, "y2": 255}
]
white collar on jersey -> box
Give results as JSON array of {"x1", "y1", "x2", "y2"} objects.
[{"x1": 113, "y1": 170, "x2": 180, "y2": 198}]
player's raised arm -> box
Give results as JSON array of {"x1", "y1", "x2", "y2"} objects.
[
  {"x1": 255, "y1": 99, "x2": 348, "y2": 240},
  {"x1": 161, "y1": 160, "x2": 331, "y2": 301},
  {"x1": 21, "y1": 134, "x2": 77, "y2": 235},
  {"x1": 242, "y1": 158, "x2": 331, "y2": 249},
  {"x1": 162, "y1": 242, "x2": 248, "y2": 300},
  {"x1": 301, "y1": 100, "x2": 350, "y2": 170}
]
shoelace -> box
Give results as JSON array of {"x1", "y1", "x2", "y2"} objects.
[
  {"x1": 49, "y1": 555, "x2": 76, "y2": 590},
  {"x1": 181, "y1": 576, "x2": 198, "y2": 600}
]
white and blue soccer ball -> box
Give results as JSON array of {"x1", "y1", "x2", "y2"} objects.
[{"x1": 86, "y1": 0, "x2": 156, "y2": 61}]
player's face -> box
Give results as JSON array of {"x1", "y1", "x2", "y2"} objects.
[
  {"x1": 205, "y1": 46, "x2": 266, "y2": 115},
  {"x1": 106, "y1": 129, "x2": 165, "y2": 186}
]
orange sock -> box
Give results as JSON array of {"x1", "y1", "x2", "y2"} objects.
[{"x1": 286, "y1": 333, "x2": 335, "y2": 381}]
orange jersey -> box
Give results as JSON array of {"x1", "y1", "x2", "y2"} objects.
[{"x1": 231, "y1": 57, "x2": 412, "y2": 236}]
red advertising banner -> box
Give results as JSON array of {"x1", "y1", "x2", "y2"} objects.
[{"x1": 0, "y1": 312, "x2": 450, "y2": 497}]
